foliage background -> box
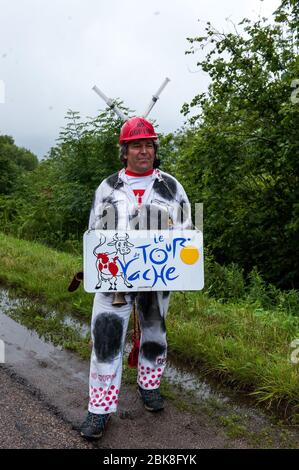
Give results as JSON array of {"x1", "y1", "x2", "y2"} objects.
[{"x1": 0, "y1": 0, "x2": 298, "y2": 295}]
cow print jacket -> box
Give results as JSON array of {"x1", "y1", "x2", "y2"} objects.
[{"x1": 89, "y1": 168, "x2": 192, "y2": 231}]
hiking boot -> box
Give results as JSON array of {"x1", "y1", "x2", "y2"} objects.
[
  {"x1": 138, "y1": 385, "x2": 164, "y2": 412},
  {"x1": 80, "y1": 411, "x2": 110, "y2": 440}
]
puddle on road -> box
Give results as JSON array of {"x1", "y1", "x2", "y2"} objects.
[
  {"x1": 0, "y1": 287, "x2": 227, "y2": 404},
  {"x1": 0, "y1": 287, "x2": 269, "y2": 415},
  {"x1": 2, "y1": 288, "x2": 299, "y2": 448},
  {"x1": 2, "y1": 287, "x2": 299, "y2": 448},
  {"x1": 0, "y1": 287, "x2": 89, "y2": 340},
  {"x1": 164, "y1": 355, "x2": 228, "y2": 401}
]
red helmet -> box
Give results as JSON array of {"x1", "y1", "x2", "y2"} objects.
[{"x1": 119, "y1": 117, "x2": 158, "y2": 144}]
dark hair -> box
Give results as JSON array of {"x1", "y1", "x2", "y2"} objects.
[{"x1": 119, "y1": 140, "x2": 160, "y2": 168}]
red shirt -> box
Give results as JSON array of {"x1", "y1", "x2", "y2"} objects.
[{"x1": 125, "y1": 169, "x2": 154, "y2": 206}]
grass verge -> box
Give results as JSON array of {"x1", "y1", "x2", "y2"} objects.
[
  {"x1": 1, "y1": 232, "x2": 299, "y2": 420},
  {"x1": 167, "y1": 292, "x2": 299, "y2": 419},
  {"x1": 0, "y1": 232, "x2": 92, "y2": 320}
]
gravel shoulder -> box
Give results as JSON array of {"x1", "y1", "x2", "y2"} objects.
[
  {"x1": 0, "y1": 366, "x2": 92, "y2": 449},
  {"x1": 0, "y1": 363, "x2": 243, "y2": 450}
]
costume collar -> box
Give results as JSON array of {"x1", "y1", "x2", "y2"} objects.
[
  {"x1": 118, "y1": 168, "x2": 163, "y2": 183},
  {"x1": 125, "y1": 168, "x2": 154, "y2": 177}
]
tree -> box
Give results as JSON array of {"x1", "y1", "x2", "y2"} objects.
[
  {"x1": 6, "y1": 107, "x2": 128, "y2": 250},
  {"x1": 177, "y1": 0, "x2": 299, "y2": 287},
  {"x1": 0, "y1": 135, "x2": 38, "y2": 194}
]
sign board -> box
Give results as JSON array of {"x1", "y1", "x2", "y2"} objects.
[{"x1": 83, "y1": 230, "x2": 204, "y2": 293}]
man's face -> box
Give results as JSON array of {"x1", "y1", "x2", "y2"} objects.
[{"x1": 125, "y1": 139, "x2": 155, "y2": 173}]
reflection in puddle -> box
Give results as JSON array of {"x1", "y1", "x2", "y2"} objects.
[
  {"x1": 0, "y1": 287, "x2": 254, "y2": 411},
  {"x1": 0, "y1": 287, "x2": 89, "y2": 339},
  {"x1": 163, "y1": 359, "x2": 228, "y2": 402},
  {"x1": 1, "y1": 287, "x2": 227, "y2": 404}
]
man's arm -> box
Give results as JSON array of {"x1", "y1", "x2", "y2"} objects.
[{"x1": 88, "y1": 183, "x2": 105, "y2": 230}]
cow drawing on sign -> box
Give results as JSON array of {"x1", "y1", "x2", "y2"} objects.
[{"x1": 93, "y1": 233, "x2": 134, "y2": 290}]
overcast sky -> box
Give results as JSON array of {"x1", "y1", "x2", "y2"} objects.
[{"x1": 0, "y1": 0, "x2": 280, "y2": 159}]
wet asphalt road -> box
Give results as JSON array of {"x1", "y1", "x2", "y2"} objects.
[{"x1": 0, "y1": 307, "x2": 239, "y2": 450}]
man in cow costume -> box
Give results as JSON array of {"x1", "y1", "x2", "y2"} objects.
[{"x1": 80, "y1": 116, "x2": 191, "y2": 440}]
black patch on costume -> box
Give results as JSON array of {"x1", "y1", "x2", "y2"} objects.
[
  {"x1": 163, "y1": 291, "x2": 170, "y2": 299},
  {"x1": 106, "y1": 173, "x2": 123, "y2": 189},
  {"x1": 91, "y1": 191, "x2": 96, "y2": 212},
  {"x1": 102, "y1": 196, "x2": 114, "y2": 204},
  {"x1": 96, "y1": 207, "x2": 108, "y2": 229},
  {"x1": 153, "y1": 175, "x2": 178, "y2": 201},
  {"x1": 157, "y1": 209, "x2": 162, "y2": 230},
  {"x1": 146, "y1": 205, "x2": 151, "y2": 230},
  {"x1": 161, "y1": 317, "x2": 166, "y2": 333},
  {"x1": 137, "y1": 292, "x2": 160, "y2": 322},
  {"x1": 96, "y1": 196, "x2": 119, "y2": 230},
  {"x1": 177, "y1": 199, "x2": 189, "y2": 225},
  {"x1": 140, "y1": 341, "x2": 166, "y2": 362},
  {"x1": 93, "y1": 313, "x2": 123, "y2": 363},
  {"x1": 140, "y1": 205, "x2": 152, "y2": 230},
  {"x1": 129, "y1": 209, "x2": 139, "y2": 230},
  {"x1": 137, "y1": 292, "x2": 166, "y2": 333}
]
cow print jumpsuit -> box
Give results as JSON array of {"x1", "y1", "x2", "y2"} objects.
[{"x1": 87, "y1": 168, "x2": 191, "y2": 415}]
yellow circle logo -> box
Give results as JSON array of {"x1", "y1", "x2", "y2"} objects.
[{"x1": 180, "y1": 246, "x2": 200, "y2": 264}]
